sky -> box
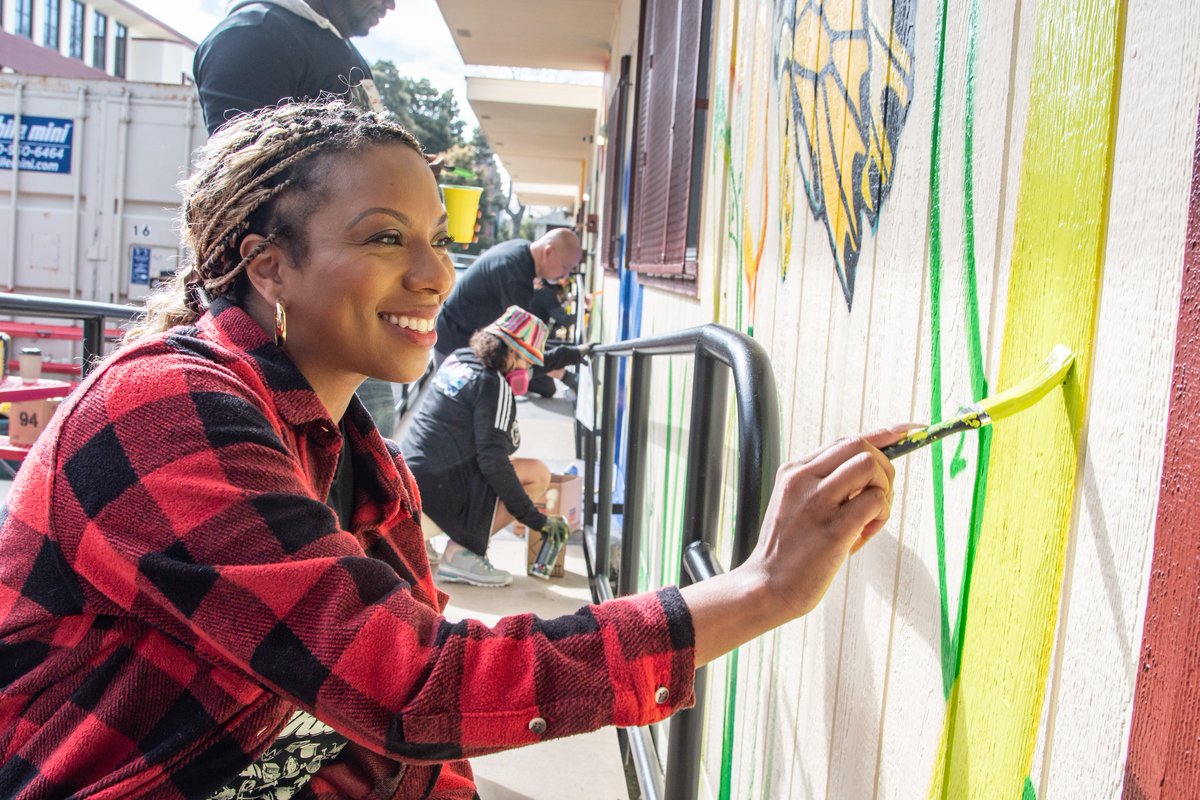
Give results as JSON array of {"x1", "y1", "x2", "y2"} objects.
[
  {"x1": 133, "y1": 0, "x2": 480, "y2": 128},
  {"x1": 131, "y1": 0, "x2": 602, "y2": 210}
]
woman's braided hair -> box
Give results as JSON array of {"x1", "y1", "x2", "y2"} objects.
[{"x1": 123, "y1": 99, "x2": 423, "y2": 345}]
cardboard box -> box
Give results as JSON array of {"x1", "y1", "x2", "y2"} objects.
[
  {"x1": 8, "y1": 398, "x2": 61, "y2": 447},
  {"x1": 545, "y1": 472, "x2": 583, "y2": 530},
  {"x1": 512, "y1": 473, "x2": 583, "y2": 534},
  {"x1": 512, "y1": 473, "x2": 584, "y2": 578}
]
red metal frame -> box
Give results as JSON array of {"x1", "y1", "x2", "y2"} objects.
[
  {"x1": 0, "y1": 376, "x2": 72, "y2": 462},
  {"x1": 0, "y1": 321, "x2": 125, "y2": 341}
]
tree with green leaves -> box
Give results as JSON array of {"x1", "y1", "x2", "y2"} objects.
[
  {"x1": 371, "y1": 61, "x2": 465, "y2": 154},
  {"x1": 440, "y1": 129, "x2": 507, "y2": 254},
  {"x1": 369, "y1": 62, "x2": 516, "y2": 253}
]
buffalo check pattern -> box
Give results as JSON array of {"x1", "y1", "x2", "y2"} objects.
[{"x1": 0, "y1": 299, "x2": 696, "y2": 798}]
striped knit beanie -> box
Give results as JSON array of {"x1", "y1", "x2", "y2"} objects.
[{"x1": 485, "y1": 305, "x2": 548, "y2": 366}]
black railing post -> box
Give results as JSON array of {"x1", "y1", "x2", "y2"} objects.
[
  {"x1": 663, "y1": 350, "x2": 730, "y2": 800},
  {"x1": 583, "y1": 426, "x2": 597, "y2": 525},
  {"x1": 81, "y1": 316, "x2": 104, "y2": 376},
  {"x1": 683, "y1": 541, "x2": 724, "y2": 582},
  {"x1": 594, "y1": 352, "x2": 620, "y2": 587},
  {"x1": 723, "y1": 330, "x2": 780, "y2": 569},
  {"x1": 617, "y1": 352, "x2": 651, "y2": 597},
  {"x1": 681, "y1": 349, "x2": 731, "y2": 556},
  {"x1": 586, "y1": 324, "x2": 780, "y2": 800}
]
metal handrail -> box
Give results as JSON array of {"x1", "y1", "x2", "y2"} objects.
[
  {"x1": 0, "y1": 293, "x2": 141, "y2": 376},
  {"x1": 582, "y1": 324, "x2": 781, "y2": 800}
]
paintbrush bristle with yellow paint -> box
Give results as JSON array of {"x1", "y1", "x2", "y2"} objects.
[{"x1": 882, "y1": 344, "x2": 1075, "y2": 460}]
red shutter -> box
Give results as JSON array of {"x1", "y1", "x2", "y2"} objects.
[{"x1": 628, "y1": 0, "x2": 705, "y2": 282}]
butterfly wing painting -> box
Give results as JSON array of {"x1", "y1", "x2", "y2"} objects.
[{"x1": 775, "y1": 0, "x2": 916, "y2": 307}]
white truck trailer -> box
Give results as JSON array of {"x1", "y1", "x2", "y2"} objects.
[
  {"x1": 0, "y1": 74, "x2": 206, "y2": 367},
  {"x1": 1, "y1": 74, "x2": 207, "y2": 307}
]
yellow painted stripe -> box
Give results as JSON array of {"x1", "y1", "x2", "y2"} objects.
[{"x1": 930, "y1": 1, "x2": 1124, "y2": 797}]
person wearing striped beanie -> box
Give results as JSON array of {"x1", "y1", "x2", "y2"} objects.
[{"x1": 401, "y1": 306, "x2": 585, "y2": 586}]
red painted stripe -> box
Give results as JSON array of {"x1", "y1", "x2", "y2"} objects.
[{"x1": 1123, "y1": 107, "x2": 1200, "y2": 799}]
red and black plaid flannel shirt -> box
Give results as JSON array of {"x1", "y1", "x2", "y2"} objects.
[{"x1": 0, "y1": 300, "x2": 696, "y2": 798}]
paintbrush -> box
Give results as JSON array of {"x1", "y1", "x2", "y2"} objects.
[{"x1": 882, "y1": 344, "x2": 1075, "y2": 460}]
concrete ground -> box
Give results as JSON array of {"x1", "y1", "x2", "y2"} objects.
[{"x1": 412, "y1": 387, "x2": 630, "y2": 800}]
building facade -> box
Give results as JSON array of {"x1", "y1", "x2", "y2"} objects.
[
  {"x1": 0, "y1": 0, "x2": 195, "y2": 84},
  {"x1": 440, "y1": 0, "x2": 1200, "y2": 797}
]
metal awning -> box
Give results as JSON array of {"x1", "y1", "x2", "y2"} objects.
[
  {"x1": 434, "y1": 0, "x2": 618, "y2": 71},
  {"x1": 434, "y1": 1, "x2": 615, "y2": 209},
  {"x1": 467, "y1": 76, "x2": 602, "y2": 209}
]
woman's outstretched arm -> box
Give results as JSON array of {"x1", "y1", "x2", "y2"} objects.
[{"x1": 681, "y1": 429, "x2": 901, "y2": 667}]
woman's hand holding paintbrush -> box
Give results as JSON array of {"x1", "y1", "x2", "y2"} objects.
[
  {"x1": 882, "y1": 345, "x2": 1075, "y2": 460},
  {"x1": 682, "y1": 426, "x2": 908, "y2": 665},
  {"x1": 678, "y1": 346, "x2": 1075, "y2": 668}
]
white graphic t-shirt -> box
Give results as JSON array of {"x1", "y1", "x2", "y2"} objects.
[{"x1": 207, "y1": 709, "x2": 349, "y2": 799}]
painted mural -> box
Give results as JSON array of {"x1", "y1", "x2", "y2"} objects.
[
  {"x1": 774, "y1": 0, "x2": 916, "y2": 305},
  {"x1": 596, "y1": 0, "x2": 1200, "y2": 795},
  {"x1": 951, "y1": 0, "x2": 1126, "y2": 793}
]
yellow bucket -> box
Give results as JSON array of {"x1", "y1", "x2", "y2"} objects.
[{"x1": 441, "y1": 185, "x2": 484, "y2": 243}]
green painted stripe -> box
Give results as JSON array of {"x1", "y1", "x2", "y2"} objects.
[
  {"x1": 660, "y1": 361, "x2": 675, "y2": 588},
  {"x1": 926, "y1": 0, "x2": 993, "y2": 711},
  {"x1": 926, "y1": 0, "x2": 954, "y2": 700},
  {"x1": 719, "y1": 647, "x2": 740, "y2": 800}
]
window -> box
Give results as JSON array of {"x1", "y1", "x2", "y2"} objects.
[
  {"x1": 601, "y1": 56, "x2": 632, "y2": 273},
  {"x1": 113, "y1": 21, "x2": 127, "y2": 78},
  {"x1": 627, "y1": 0, "x2": 715, "y2": 290},
  {"x1": 15, "y1": 0, "x2": 32, "y2": 38},
  {"x1": 68, "y1": 0, "x2": 83, "y2": 59},
  {"x1": 43, "y1": 0, "x2": 60, "y2": 49},
  {"x1": 92, "y1": 10, "x2": 106, "y2": 71}
]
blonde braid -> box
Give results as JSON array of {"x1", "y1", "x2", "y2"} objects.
[
  {"x1": 196, "y1": 180, "x2": 290, "y2": 277},
  {"x1": 197, "y1": 136, "x2": 324, "y2": 251},
  {"x1": 123, "y1": 100, "x2": 422, "y2": 347},
  {"x1": 203, "y1": 232, "x2": 277, "y2": 297}
]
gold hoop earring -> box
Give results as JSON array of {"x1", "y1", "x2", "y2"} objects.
[{"x1": 274, "y1": 301, "x2": 287, "y2": 348}]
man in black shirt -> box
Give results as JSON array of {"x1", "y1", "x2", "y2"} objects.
[
  {"x1": 434, "y1": 229, "x2": 582, "y2": 366},
  {"x1": 194, "y1": 0, "x2": 395, "y2": 135}
]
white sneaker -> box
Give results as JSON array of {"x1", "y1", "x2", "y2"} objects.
[
  {"x1": 437, "y1": 549, "x2": 513, "y2": 587},
  {"x1": 424, "y1": 539, "x2": 441, "y2": 565}
]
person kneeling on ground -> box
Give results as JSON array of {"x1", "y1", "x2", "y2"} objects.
[{"x1": 402, "y1": 306, "x2": 580, "y2": 586}]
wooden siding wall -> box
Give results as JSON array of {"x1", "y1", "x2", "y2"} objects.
[{"x1": 594, "y1": 0, "x2": 1200, "y2": 797}]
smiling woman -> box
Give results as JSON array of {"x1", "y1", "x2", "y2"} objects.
[
  {"x1": 0, "y1": 100, "x2": 904, "y2": 800},
  {"x1": 128, "y1": 100, "x2": 451, "y2": 416},
  {"x1": 238, "y1": 146, "x2": 452, "y2": 415}
]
